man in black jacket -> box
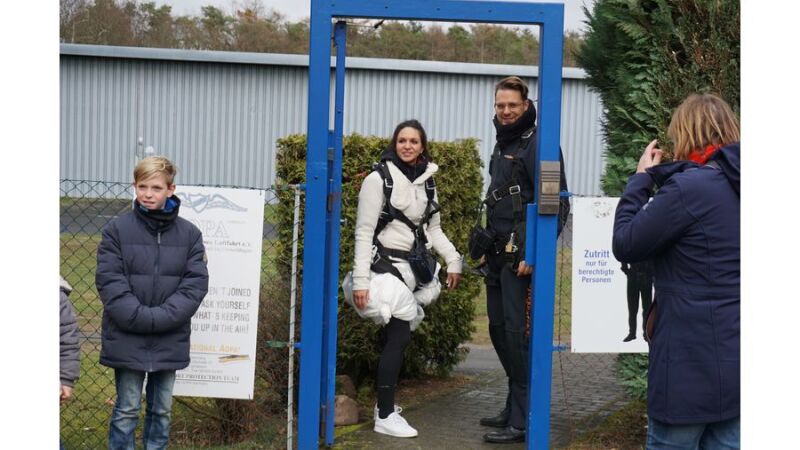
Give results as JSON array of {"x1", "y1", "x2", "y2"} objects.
[
  {"x1": 479, "y1": 76, "x2": 570, "y2": 444},
  {"x1": 96, "y1": 156, "x2": 209, "y2": 450}
]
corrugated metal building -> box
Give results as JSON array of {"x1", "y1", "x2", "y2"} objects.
[{"x1": 60, "y1": 44, "x2": 606, "y2": 195}]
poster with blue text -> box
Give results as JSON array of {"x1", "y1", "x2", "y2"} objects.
[
  {"x1": 173, "y1": 186, "x2": 265, "y2": 399},
  {"x1": 571, "y1": 197, "x2": 649, "y2": 353}
]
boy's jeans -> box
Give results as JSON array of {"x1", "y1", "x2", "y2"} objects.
[
  {"x1": 108, "y1": 369, "x2": 176, "y2": 450},
  {"x1": 646, "y1": 416, "x2": 740, "y2": 450}
]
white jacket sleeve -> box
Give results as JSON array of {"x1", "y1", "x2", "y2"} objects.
[
  {"x1": 352, "y1": 172, "x2": 384, "y2": 290},
  {"x1": 426, "y1": 191, "x2": 462, "y2": 274}
]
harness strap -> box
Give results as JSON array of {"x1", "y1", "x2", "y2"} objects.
[
  {"x1": 483, "y1": 127, "x2": 534, "y2": 221},
  {"x1": 483, "y1": 183, "x2": 521, "y2": 208},
  {"x1": 369, "y1": 161, "x2": 440, "y2": 286},
  {"x1": 370, "y1": 253, "x2": 406, "y2": 284},
  {"x1": 375, "y1": 242, "x2": 411, "y2": 260},
  {"x1": 511, "y1": 190, "x2": 523, "y2": 221},
  {"x1": 372, "y1": 161, "x2": 440, "y2": 243}
]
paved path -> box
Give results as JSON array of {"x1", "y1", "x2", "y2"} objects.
[{"x1": 334, "y1": 344, "x2": 629, "y2": 449}]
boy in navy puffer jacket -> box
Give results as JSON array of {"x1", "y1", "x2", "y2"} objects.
[{"x1": 96, "y1": 156, "x2": 209, "y2": 450}]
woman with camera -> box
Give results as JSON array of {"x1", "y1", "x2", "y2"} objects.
[
  {"x1": 612, "y1": 93, "x2": 740, "y2": 449},
  {"x1": 345, "y1": 119, "x2": 462, "y2": 438}
]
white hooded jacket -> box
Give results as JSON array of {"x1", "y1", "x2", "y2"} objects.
[
  {"x1": 351, "y1": 161, "x2": 462, "y2": 291},
  {"x1": 345, "y1": 160, "x2": 462, "y2": 326}
]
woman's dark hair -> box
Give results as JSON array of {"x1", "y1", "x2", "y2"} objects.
[{"x1": 390, "y1": 119, "x2": 430, "y2": 159}]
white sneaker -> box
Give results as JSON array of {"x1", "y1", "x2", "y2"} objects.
[
  {"x1": 373, "y1": 404, "x2": 402, "y2": 421},
  {"x1": 373, "y1": 411, "x2": 418, "y2": 438}
]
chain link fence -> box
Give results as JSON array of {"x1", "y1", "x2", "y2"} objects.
[
  {"x1": 549, "y1": 196, "x2": 637, "y2": 447},
  {"x1": 60, "y1": 180, "x2": 634, "y2": 448},
  {"x1": 59, "y1": 180, "x2": 301, "y2": 450}
]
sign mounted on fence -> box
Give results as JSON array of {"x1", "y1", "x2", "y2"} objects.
[
  {"x1": 571, "y1": 197, "x2": 649, "y2": 353},
  {"x1": 173, "y1": 186, "x2": 265, "y2": 399}
]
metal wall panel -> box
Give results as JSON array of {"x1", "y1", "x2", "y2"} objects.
[
  {"x1": 61, "y1": 55, "x2": 310, "y2": 188},
  {"x1": 339, "y1": 70, "x2": 605, "y2": 195},
  {"x1": 60, "y1": 45, "x2": 606, "y2": 195}
]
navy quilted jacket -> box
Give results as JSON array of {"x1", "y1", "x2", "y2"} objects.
[
  {"x1": 613, "y1": 143, "x2": 740, "y2": 425},
  {"x1": 96, "y1": 197, "x2": 209, "y2": 372}
]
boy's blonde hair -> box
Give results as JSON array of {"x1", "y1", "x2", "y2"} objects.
[
  {"x1": 134, "y1": 156, "x2": 177, "y2": 185},
  {"x1": 668, "y1": 94, "x2": 740, "y2": 160}
]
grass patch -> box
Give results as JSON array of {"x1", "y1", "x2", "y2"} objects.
[
  {"x1": 61, "y1": 340, "x2": 288, "y2": 449},
  {"x1": 61, "y1": 234, "x2": 104, "y2": 335},
  {"x1": 565, "y1": 398, "x2": 647, "y2": 450},
  {"x1": 61, "y1": 344, "x2": 116, "y2": 450},
  {"x1": 555, "y1": 247, "x2": 573, "y2": 344}
]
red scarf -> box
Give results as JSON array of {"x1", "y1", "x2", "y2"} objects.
[{"x1": 687, "y1": 144, "x2": 721, "y2": 164}]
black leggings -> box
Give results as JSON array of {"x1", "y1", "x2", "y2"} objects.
[{"x1": 376, "y1": 317, "x2": 411, "y2": 419}]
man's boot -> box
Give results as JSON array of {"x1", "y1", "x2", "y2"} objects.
[
  {"x1": 479, "y1": 406, "x2": 510, "y2": 428},
  {"x1": 480, "y1": 381, "x2": 511, "y2": 428},
  {"x1": 483, "y1": 425, "x2": 525, "y2": 444}
]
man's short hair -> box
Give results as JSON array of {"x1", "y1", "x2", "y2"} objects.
[
  {"x1": 494, "y1": 76, "x2": 529, "y2": 100},
  {"x1": 134, "y1": 156, "x2": 177, "y2": 185}
]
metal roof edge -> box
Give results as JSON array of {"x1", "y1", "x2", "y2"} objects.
[
  {"x1": 60, "y1": 44, "x2": 310, "y2": 67},
  {"x1": 60, "y1": 44, "x2": 587, "y2": 79}
]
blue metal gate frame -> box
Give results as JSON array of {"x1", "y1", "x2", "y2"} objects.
[{"x1": 298, "y1": 1, "x2": 564, "y2": 448}]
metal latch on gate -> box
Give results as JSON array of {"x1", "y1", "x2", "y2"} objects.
[{"x1": 538, "y1": 161, "x2": 561, "y2": 215}]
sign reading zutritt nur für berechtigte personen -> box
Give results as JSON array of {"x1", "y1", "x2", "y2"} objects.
[
  {"x1": 173, "y1": 186, "x2": 265, "y2": 399},
  {"x1": 571, "y1": 197, "x2": 649, "y2": 353}
]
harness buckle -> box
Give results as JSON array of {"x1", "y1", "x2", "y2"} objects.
[
  {"x1": 522, "y1": 128, "x2": 535, "y2": 139},
  {"x1": 384, "y1": 177, "x2": 393, "y2": 189},
  {"x1": 371, "y1": 246, "x2": 380, "y2": 264},
  {"x1": 509, "y1": 185, "x2": 521, "y2": 195},
  {"x1": 491, "y1": 189, "x2": 503, "y2": 202}
]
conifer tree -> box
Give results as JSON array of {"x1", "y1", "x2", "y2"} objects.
[{"x1": 577, "y1": 0, "x2": 739, "y2": 195}]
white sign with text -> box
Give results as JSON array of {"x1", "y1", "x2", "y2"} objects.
[
  {"x1": 173, "y1": 186, "x2": 265, "y2": 399},
  {"x1": 571, "y1": 197, "x2": 649, "y2": 353}
]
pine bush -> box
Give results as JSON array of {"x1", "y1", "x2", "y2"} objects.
[{"x1": 577, "y1": 0, "x2": 740, "y2": 195}]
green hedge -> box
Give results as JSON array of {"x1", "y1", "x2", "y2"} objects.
[
  {"x1": 274, "y1": 133, "x2": 484, "y2": 382},
  {"x1": 577, "y1": 0, "x2": 740, "y2": 195}
]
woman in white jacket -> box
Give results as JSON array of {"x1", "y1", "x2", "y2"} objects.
[{"x1": 348, "y1": 119, "x2": 462, "y2": 438}]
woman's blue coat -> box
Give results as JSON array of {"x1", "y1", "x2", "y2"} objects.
[{"x1": 613, "y1": 143, "x2": 740, "y2": 425}]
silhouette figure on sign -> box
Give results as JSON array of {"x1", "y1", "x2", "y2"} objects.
[{"x1": 621, "y1": 260, "x2": 653, "y2": 342}]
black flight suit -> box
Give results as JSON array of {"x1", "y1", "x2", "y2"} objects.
[{"x1": 485, "y1": 119, "x2": 570, "y2": 430}]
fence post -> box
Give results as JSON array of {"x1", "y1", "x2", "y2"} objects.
[{"x1": 287, "y1": 185, "x2": 302, "y2": 449}]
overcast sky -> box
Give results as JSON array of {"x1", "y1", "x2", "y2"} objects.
[{"x1": 156, "y1": 0, "x2": 594, "y2": 33}]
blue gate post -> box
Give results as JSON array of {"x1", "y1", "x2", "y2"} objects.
[
  {"x1": 320, "y1": 20, "x2": 348, "y2": 447},
  {"x1": 302, "y1": 2, "x2": 564, "y2": 448},
  {"x1": 526, "y1": 6, "x2": 565, "y2": 450},
  {"x1": 297, "y1": 1, "x2": 333, "y2": 447}
]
